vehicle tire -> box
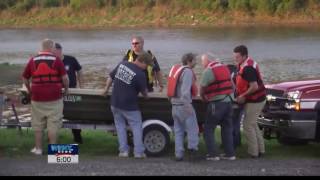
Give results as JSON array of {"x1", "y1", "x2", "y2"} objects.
[
  {"x1": 21, "y1": 97, "x2": 30, "y2": 105},
  {"x1": 262, "y1": 128, "x2": 272, "y2": 140},
  {"x1": 143, "y1": 125, "x2": 170, "y2": 157},
  {"x1": 277, "y1": 135, "x2": 309, "y2": 146}
]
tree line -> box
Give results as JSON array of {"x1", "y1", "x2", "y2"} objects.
[{"x1": 1, "y1": 0, "x2": 319, "y2": 15}]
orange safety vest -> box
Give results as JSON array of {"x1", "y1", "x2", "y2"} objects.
[
  {"x1": 204, "y1": 61, "x2": 233, "y2": 100},
  {"x1": 236, "y1": 57, "x2": 266, "y2": 102},
  {"x1": 31, "y1": 52, "x2": 62, "y2": 85},
  {"x1": 167, "y1": 64, "x2": 198, "y2": 98}
]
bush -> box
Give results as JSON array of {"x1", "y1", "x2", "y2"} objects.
[
  {"x1": 250, "y1": 0, "x2": 281, "y2": 14},
  {"x1": 142, "y1": 0, "x2": 156, "y2": 8},
  {"x1": 170, "y1": 0, "x2": 201, "y2": 9},
  {"x1": 43, "y1": 0, "x2": 60, "y2": 8},
  {"x1": 0, "y1": 1, "x2": 9, "y2": 10},
  {"x1": 197, "y1": 0, "x2": 228, "y2": 11},
  {"x1": 156, "y1": 0, "x2": 170, "y2": 6},
  {"x1": 228, "y1": 0, "x2": 251, "y2": 11},
  {"x1": 70, "y1": 0, "x2": 95, "y2": 10},
  {"x1": 14, "y1": 0, "x2": 36, "y2": 12},
  {"x1": 96, "y1": 0, "x2": 107, "y2": 8},
  {"x1": 275, "y1": 0, "x2": 307, "y2": 14},
  {"x1": 0, "y1": 0, "x2": 18, "y2": 10}
]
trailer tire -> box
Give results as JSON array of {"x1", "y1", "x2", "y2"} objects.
[
  {"x1": 277, "y1": 135, "x2": 309, "y2": 146},
  {"x1": 21, "y1": 97, "x2": 30, "y2": 105},
  {"x1": 143, "y1": 124, "x2": 170, "y2": 157}
]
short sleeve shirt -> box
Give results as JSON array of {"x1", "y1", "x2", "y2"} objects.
[
  {"x1": 22, "y1": 52, "x2": 66, "y2": 102},
  {"x1": 110, "y1": 61, "x2": 147, "y2": 111},
  {"x1": 63, "y1": 55, "x2": 82, "y2": 88}
]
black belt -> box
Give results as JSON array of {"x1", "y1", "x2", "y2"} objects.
[
  {"x1": 172, "y1": 104, "x2": 185, "y2": 106},
  {"x1": 209, "y1": 95, "x2": 233, "y2": 103}
]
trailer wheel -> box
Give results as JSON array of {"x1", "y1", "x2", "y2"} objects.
[
  {"x1": 21, "y1": 97, "x2": 30, "y2": 105},
  {"x1": 143, "y1": 125, "x2": 170, "y2": 157}
]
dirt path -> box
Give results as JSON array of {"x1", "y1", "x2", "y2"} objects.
[{"x1": 0, "y1": 156, "x2": 319, "y2": 176}]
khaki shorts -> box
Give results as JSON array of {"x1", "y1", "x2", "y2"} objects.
[{"x1": 31, "y1": 99, "x2": 63, "y2": 132}]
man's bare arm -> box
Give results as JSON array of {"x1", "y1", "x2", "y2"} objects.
[
  {"x1": 62, "y1": 74, "x2": 69, "y2": 95},
  {"x1": 102, "y1": 76, "x2": 113, "y2": 96},
  {"x1": 77, "y1": 70, "x2": 83, "y2": 88},
  {"x1": 22, "y1": 77, "x2": 31, "y2": 94}
]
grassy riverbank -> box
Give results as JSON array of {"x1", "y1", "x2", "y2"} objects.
[
  {"x1": 1, "y1": 128, "x2": 320, "y2": 159},
  {"x1": 0, "y1": 0, "x2": 320, "y2": 29}
]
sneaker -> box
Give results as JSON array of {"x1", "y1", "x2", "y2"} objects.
[
  {"x1": 134, "y1": 153, "x2": 147, "y2": 159},
  {"x1": 30, "y1": 147, "x2": 42, "y2": 155},
  {"x1": 206, "y1": 154, "x2": 220, "y2": 161},
  {"x1": 251, "y1": 155, "x2": 259, "y2": 159},
  {"x1": 220, "y1": 154, "x2": 236, "y2": 161},
  {"x1": 188, "y1": 149, "x2": 201, "y2": 161},
  {"x1": 118, "y1": 151, "x2": 129, "y2": 158},
  {"x1": 259, "y1": 152, "x2": 265, "y2": 158},
  {"x1": 174, "y1": 156, "x2": 184, "y2": 162}
]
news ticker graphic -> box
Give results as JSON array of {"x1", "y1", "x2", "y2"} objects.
[{"x1": 48, "y1": 144, "x2": 79, "y2": 164}]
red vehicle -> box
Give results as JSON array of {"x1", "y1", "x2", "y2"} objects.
[{"x1": 258, "y1": 80, "x2": 320, "y2": 145}]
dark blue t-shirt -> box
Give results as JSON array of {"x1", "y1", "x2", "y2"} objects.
[
  {"x1": 63, "y1": 55, "x2": 82, "y2": 88},
  {"x1": 110, "y1": 61, "x2": 147, "y2": 111}
]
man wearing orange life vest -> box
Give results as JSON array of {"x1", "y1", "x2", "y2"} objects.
[
  {"x1": 22, "y1": 39, "x2": 69, "y2": 155},
  {"x1": 200, "y1": 54, "x2": 236, "y2": 161},
  {"x1": 167, "y1": 53, "x2": 199, "y2": 161},
  {"x1": 234, "y1": 45, "x2": 266, "y2": 158}
]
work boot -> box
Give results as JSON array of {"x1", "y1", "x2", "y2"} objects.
[{"x1": 72, "y1": 129, "x2": 83, "y2": 144}]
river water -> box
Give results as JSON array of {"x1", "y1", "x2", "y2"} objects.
[{"x1": 0, "y1": 26, "x2": 319, "y2": 87}]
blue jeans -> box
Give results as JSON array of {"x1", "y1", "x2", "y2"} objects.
[
  {"x1": 0, "y1": 95, "x2": 3, "y2": 122},
  {"x1": 204, "y1": 101, "x2": 235, "y2": 157},
  {"x1": 172, "y1": 104, "x2": 199, "y2": 158},
  {"x1": 233, "y1": 105, "x2": 244, "y2": 148},
  {"x1": 111, "y1": 106, "x2": 145, "y2": 156}
]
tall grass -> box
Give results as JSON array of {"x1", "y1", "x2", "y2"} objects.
[{"x1": 0, "y1": 0, "x2": 318, "y2": 14}]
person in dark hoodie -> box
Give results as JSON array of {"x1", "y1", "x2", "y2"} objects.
[{"x1": 55, "y1": 43, "x2": 83, "y2": 144}]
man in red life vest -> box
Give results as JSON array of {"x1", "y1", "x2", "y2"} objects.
[
  {"x1": 167, "y1": 53, "x2": 199, "y2": 161},
  {"x1": 200, "y1": 54, "x2": 236, "y2": 161},
  {"x1": 234, "y1": 45, "x2": 266, "y2": 158},
  {"x1": 22, "y1": 39, "x2": 69, "y2": 155}
]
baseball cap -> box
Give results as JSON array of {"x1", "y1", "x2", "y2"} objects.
[{"x1": 55, "y1": 43, "x2": 62, "y2": 49}]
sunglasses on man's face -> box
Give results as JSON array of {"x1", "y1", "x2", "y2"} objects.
[{"x1": 132, "y1": 42, "x2": 140, "y2": 45}]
